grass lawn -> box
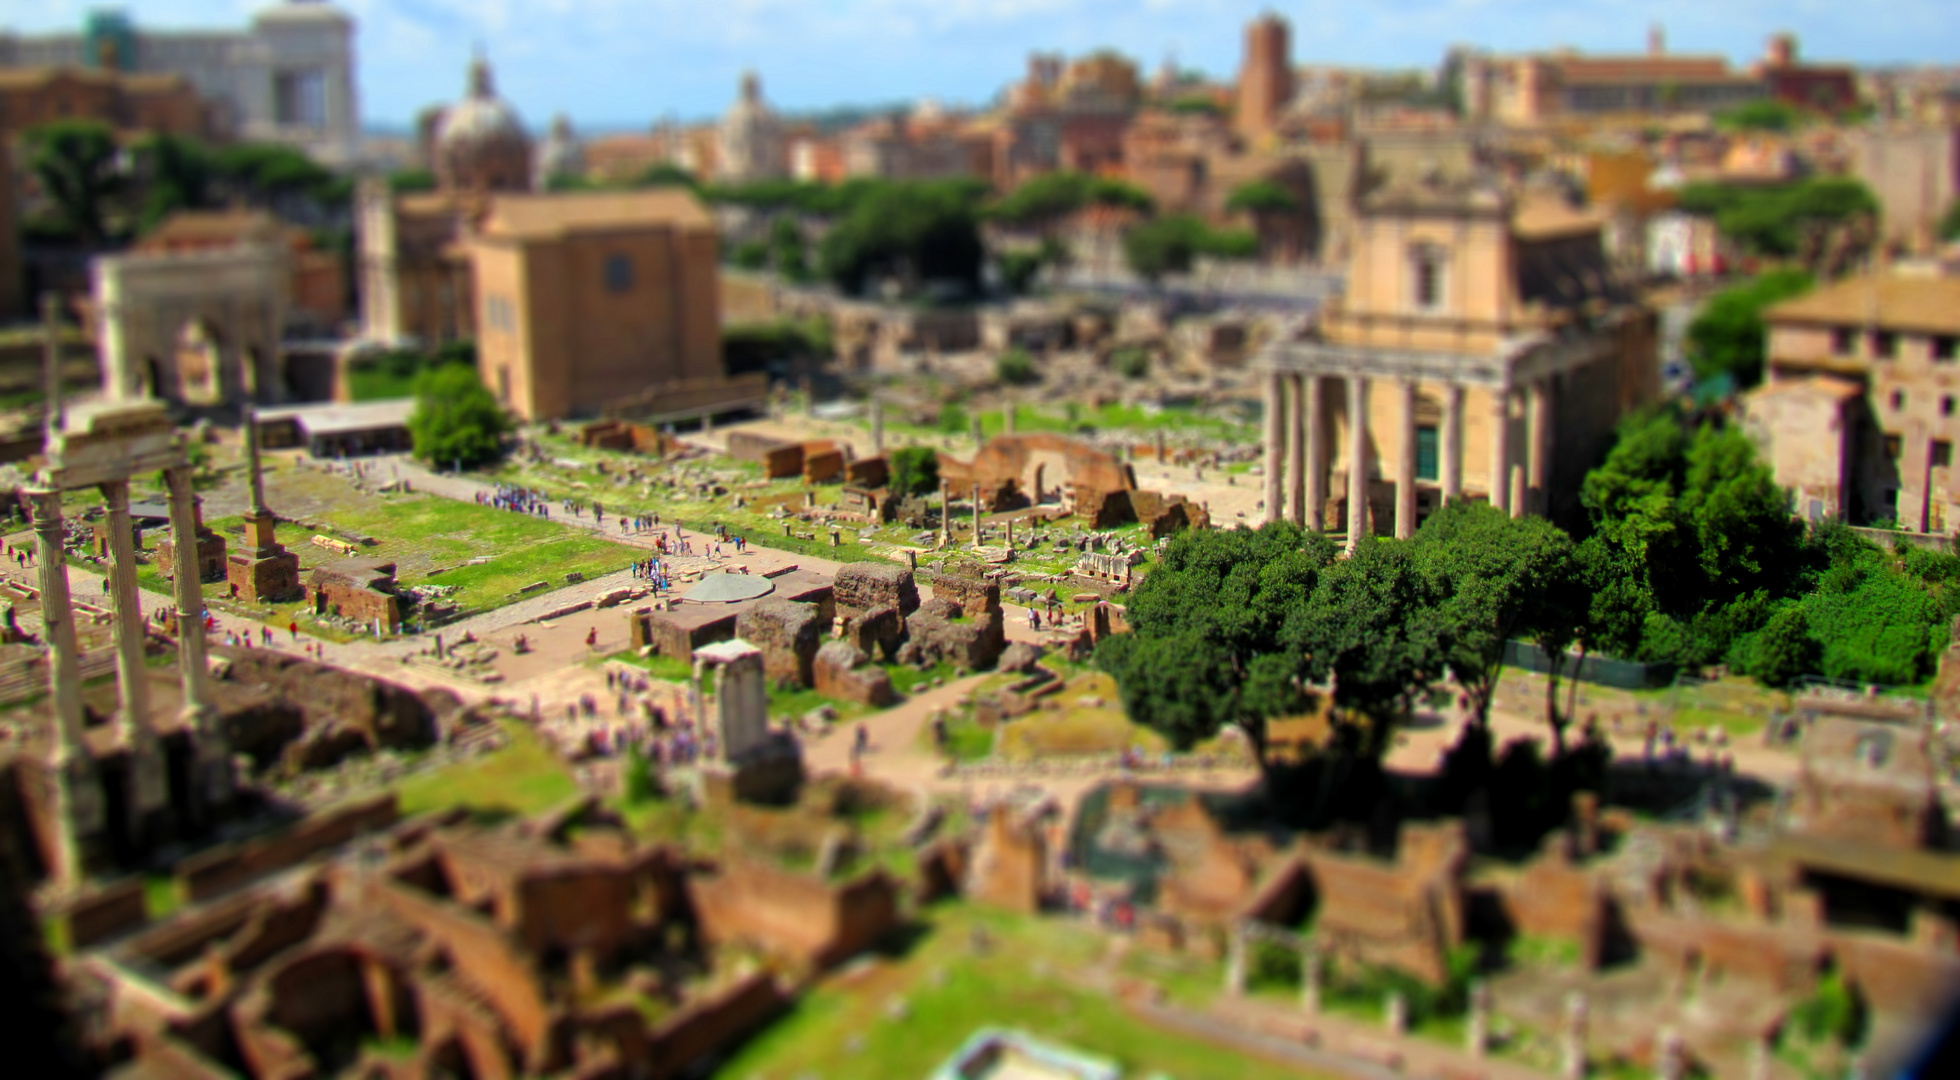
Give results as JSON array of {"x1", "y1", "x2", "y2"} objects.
[
  {"x1": 144, "y1": 875, "x2": 183, "y2": 921},
  {"x1": 396, "y1": 721, "x2": 577, "y2": 819},
  {"x1": 608, "y1": 649, "x2": 695, "y2": 682},
  {"x1": 327, "y1": 491, "x2": 639, "y2": 610},
  {"x1": 996, "y1": 673, "x2": 1168, "y2": 759},
  {"x1": 717, "y1": 903, "x2": 1336, "y2": 1080}
]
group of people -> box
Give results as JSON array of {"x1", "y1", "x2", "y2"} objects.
[
  {"x1": 480, "y1": 485, "x2": 553, "y2": 519},
  {"x1": 630, "y1": 558, "x2": 671, "y2": 591},
  {"x1": 2, "y1": 541, "x2": 35, "y2": 571}
]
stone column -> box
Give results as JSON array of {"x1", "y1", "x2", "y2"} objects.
[
  {"x1": 1300, "y1": 942, "x2": 1322, "y2": 1015},
  {"x1": 1654, "y1": 1026, "x2": 1684, "y2": 1080},
  {"x1": 937, "y1": 480, "x2": 950, "y2": 548},
  {"x1": 1004, "y1": 401, "x2": 1018, "y2": 436},
  {"x1": 1395, "y1": 378, "x2": 1419, "y2": 539},
  {"x1": 164, "y1": 468, "x2": 217, "y2": 751},
  {"x1": 1262, "y1": 373, "x2": 1284, "y2": 525},
  {"x1": 1286, "y1": 374, "x2": 1307, "y2": 526},
  {"x1": 1224, "y1": 926, "x2": 1247, "y2": 997},
  {"x1": 1304, "y1": 375, "x2": 1327, "y2": 530},
  {"x1": 870, "y1": 399, "x2": 884, "y2": 453},
  {"x1": 1510, "y1": 461, "x2": 1528, "y2": 521},
  {"x1": 1384, "y1": 990, "x2": 1407, "y2": 1036},
  {"x1": 1440, "y1": 382, "x2": 1464, "y2": 504},
  {"x1": 1562, "y1": 989, "x2": 1588, "y2": 1080},
  {"x1": 1488, "y1": 386, "x2": 1512, "y2": 516},
  {"x1": 1345, "y1": 375, "x2": 1369, "y2": 553},
  {"x1": 1527, "y1": 378, "x2": 1553, "y2": 517},
  {"x1": 30, "y1": 489, "x2": 98, "y2": 887},
  {"x1": 1466, "y1": 978, "x2": 1490, "y2": 1058},
  {"x1": 100, "y1": 481, "x2": 165, "y2": 823}
]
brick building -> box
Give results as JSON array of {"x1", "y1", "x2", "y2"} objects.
[
  {"x1": 135, "y1": 209, "x2": 347, "y2": 336},
  {"x1": 0, "y1": 66, "x2": 218, "y2": 139},
  {"x1": 1233, "y1": 13, "x2": 1293, "y2": 147},
  {"x1": 470, "y1": 189, "x2": 762, "y2": 423},
  {"x1": 306, "y1": 557, "x2": 403, "y2": 633},
  {"x1": 1746, "y1": 273, "x2": 1960, "y2": 530}
]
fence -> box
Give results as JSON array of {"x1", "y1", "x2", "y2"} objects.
[{"x1": 1501, "y1": 640, "x2": 1675, "y2": 690}]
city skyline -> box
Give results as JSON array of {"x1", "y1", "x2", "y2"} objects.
[{"x1": 6, "y1": 0, "x2": 1959, "y2": 130}]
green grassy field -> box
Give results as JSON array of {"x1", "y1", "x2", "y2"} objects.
[
  {"x1": 396, "y1": 721, "x2": 578, "y2": 819},
  {"x1": 717, "y1": 903, "x2": 1337, "y2": 1080}
]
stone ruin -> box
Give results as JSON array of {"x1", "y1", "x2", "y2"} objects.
[
  {"x1": 734, "y1": 598, "x2": 825, "y2": 689},
  {"x1": 225, "y1": 408, "x2": 302, "y2": 605},
  {"x1": 60, "y1": 796, "x2": 901, "y2": 1080},
  {"x1": 901, "y1": 565, "x2": 1007, "y2": 672},
  {"x1": 812, "y1": 640, "x2": 895, "y2": 708}
]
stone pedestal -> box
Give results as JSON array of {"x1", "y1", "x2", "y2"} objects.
[
  {"x1": 1300, "y1": 944, "x2": 1322, "y2": 1016},
  {"x1": 1224, "y1": 928, "x2": 1247, "y2": 997},
  {"x1": 1466, "y1": 979, "x2": 1490, "y2": 1058}
]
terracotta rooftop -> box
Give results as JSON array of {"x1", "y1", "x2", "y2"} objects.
[
  {"x1": 0, "y1": 66, "x2": 190, "y2": 92},
  {"x1": 1764, "y1": 275, "x2": 1960, "y2": 336},
  {"x1": 1511, "y1": 198, "x2": 1603, "y2": 240},
  {"x1": 1552, "y1": 56, "x2": 1737, "y2": 82},
  {"x1": 139, "y1": 209, "x2": 283, "y2": 246},
  {"x1": 477, "y1": 189, "x2": 713, "y2": 240},
  {"x1": 1751, "y1": 373, "x2": 1866, "y2": 402}
]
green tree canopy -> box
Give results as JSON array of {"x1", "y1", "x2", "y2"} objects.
[
  {"x1": 135, "y1": 133, "x2": 215, "y2": 232},
  {"x1": 1940, "y1": 199, "x2": 1960, "y2": 242},
  {"x1": 816, "y1": 180, "x2": 985, "y2": 296},
  {"x1": 408, "y1": 363, "x2": 510, "y2": 471},
  {"x1": 1096, "y1": 522, "x2": 1337, "y2": 774},
  {"x1": 1412, "y1": 502, "x2": 1584, "y2": 743},
  {"x1": 1088, "y1": 178, "x2": 1155, "y2": 216},
  {"x1": 1715, "y1": 100, "x2": 1805, "y2": 132},
  {"x1": 1675, "y1": 178, "x2": 1877, "y2": 263},
  {"x1": 1292, "y1": 538, "x2": 1450, "y2": 755},
  {"x1": 1225, "y1": 180, "x2": 1299, "y2": 216},
  {"x1": 24, "y1": 120, "x2": 124, "y2": 244},
  {"x1": 995, "y1": 347, "x2": 1039, "y2": 386},
  {"x1": 1684, "y1": 268, "x2": 1815, "y2": 388},
  {"x1": 986, "y1": 171, "x2": 1094, "y2": 231},
  {"x1": 388, "y1": 168, "x2": 436, "y2": 193},
  {"x1": 888, "y1": 446, "x2": 939, "y2": 497}
]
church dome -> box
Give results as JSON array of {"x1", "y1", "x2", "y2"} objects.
[{"x1": 432, "y1": 54, "x2": 532, "y2": 193}]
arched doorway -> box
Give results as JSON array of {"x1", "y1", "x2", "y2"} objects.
[{"x1": 174, "y1": 321, "x2": 225, "y2": 405}]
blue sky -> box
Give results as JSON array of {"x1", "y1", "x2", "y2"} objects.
[{"x1": 8, "y1": 0, "x2": 1957, "y2": 129}]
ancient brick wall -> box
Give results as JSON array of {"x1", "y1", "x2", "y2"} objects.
[
  {"x1": 157, "y1": 531, "x2": 227, "y2": 582},
  {"x1": 735, "y1": 600, "x2": 824, "y2": 688},
  {"x1": 177, "y1": 795, "x2": 399, "y2": 903},
  {"x1": 642, "y1": 972, "x2": 788, "y2": 1076},
  {"x1": 61, "y1": 878, "x2": 148, "y2": 949},
  {"x1": 844, "y1": 456, "x2": 889, "y2": 489},
  {"x1": 688, "y1": 860, "x2": 899, "y2": 970},
  {"x1": 832, "y1": 563, "x2": 919, "y2": 618},
  {"x1": 1300, "y1": 846, "x2": 1458, "y2": 984},
  {"x1": 1502, "y1": 851, "x2": 1609, "y2": 969},
  {"x1": 1831, "y1": 931, "x2": 1960, "y2": 1014},
  {"x1": 368, "y1": 877, "x2": 554, "y2": 1056},
  {"x1": 803, "y1": 447, "x2": 845, "y2": 484},
  {"x1": 631, "y1": 610, "x2": 737, "y2": 659},
  {"x1": 306, "y1": 577, "x2": 401, "y2": 632},
  {"x1": 812, "y1": 641, "x2": 895, "y2": 707},
  {"x1": 927, "y1": 568, "x2": 1001, "y2": 616},
  {"x1": 1623, "y1": 910, "x2": 1827, "y2": 993},
  {"x1": 965, "y1": 806, "x2": 1045, "y2": 914},
  {"x1": 907, "y1": 603, "x2": 1006, "y2": 671}
]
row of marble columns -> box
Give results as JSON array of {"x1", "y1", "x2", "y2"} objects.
[
  {"x1": 30, "y1": 465, "x2": 220, "y2": 887},
  {"x1": 1262, "y1": 372, "x2": 1557, "y2": 548}
]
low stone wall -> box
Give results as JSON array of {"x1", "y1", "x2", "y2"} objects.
[
  {"x1": 688, "y1": 859, "x2": 900, "y2": 971},
  {"x1": 177, "y1": 794, "x2": 398, "y2": 904},
  {"x1": 60, "y1": 877, "x2": 149, "y2": 949}
]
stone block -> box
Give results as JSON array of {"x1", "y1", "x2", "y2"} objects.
[
  {"x1": 833, "y1": 562, "x2": 920, "y2": 618},
  {"x1": 735, "y1": 599, "x2": 824, "y2": 688},
  {"x1": 813, "y1": 641, "x2": 896, "y2": 708},
  {"x1": 927, "y1": 567, "x2": 1000, "y2": 617},
  {"x1": 907, "y1": 603, "x2": 1006, "y2": 672},
  {"x1": 848, "y1": 603, "x2": 905, "y2": 662}
]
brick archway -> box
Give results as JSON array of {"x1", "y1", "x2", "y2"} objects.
[{"x1": 93, "y1": 244, "x2": 290, "y2": 408}]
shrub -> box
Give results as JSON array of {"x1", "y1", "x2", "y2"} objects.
[
  {"x1": 1789, "y1": 970, "x2": 1867, "y2": 1046},
  {"x1": 1110, "y1": 345, "x2": 1150, "y2": 380},
  {"x1": 996, "y1": 347, "x2": 1039, "y2": 386}
]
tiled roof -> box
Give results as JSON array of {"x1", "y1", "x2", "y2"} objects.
[
  {"x1": 476, "y1": 189, "x2": 713, "y2": 239},
  {"x1": 1764, "y1": 275, "x2": 1960, "y2": 335}
]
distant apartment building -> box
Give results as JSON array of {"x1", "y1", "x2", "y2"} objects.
[
  {"x1": 0, "y1": 2, "x2": 359, "y2": 165},
  {"x1": 1753, "y1": 33, "x2": 1858, "y2": 114},
  {"x1": 837, "y1": 106, "x2": 987, "y2": 182},
  {"x1": 1848, "y1": 125, "x2": 1960, "y2": 254},
  {"x1": 0, "y1": 66, "x2": 219, "y2": 140},
  {"x1": 1747, "y1": 274, "x2": 1960, "y2": 531},
  {"x1": 1457, "y1": 31, "x2": 1765, "y2": 126}
]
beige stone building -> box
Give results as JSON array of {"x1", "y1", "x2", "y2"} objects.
[
  {"x1": 1255, "y1": 176, "x2": 1659, "y2": 543},
  {"x1": 469, "y1": 190, "x2": 763, "y2": 423},
  {"x1": 1747, "y1": 274, "x2": 1960, "y2": 531}
]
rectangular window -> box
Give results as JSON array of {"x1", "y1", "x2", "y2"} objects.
[
  {"x1": 273, "y1": 69, "x2": 327, "y2": 127},
  {"x1": 604, "y1": 254, "x2": 634, "y2": 293},
  {"x1": 1884, "y1": 435, "x2": 1903, "y2": 460},
  {"x1": 1873, "y1": 331, "x2": 1899, "y2": 359},
  {"x1": 1831, "y1": 327, "x2": 1855, "y2": 354},
  {"x1": 1890, "y1": 389, "x2": 1905, "y2": 411},
  {"x1": 1413, "y1": 254, "x2": 1441, "y2": 310},
  {"x1": 496, "y1": 367, "x2": 511, "y2": 404},
  {"x1": 1936, "y1": 441, "x2": 1954, "y2": 468},
  {"x1": 1935, "y1": 335, "x2": 1958, "y2": 361},
  {"x1": 1415, "y1": 426, "x2": 1439, "y2": 482}
]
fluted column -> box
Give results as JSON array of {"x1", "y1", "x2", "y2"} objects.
[
  {"x1": 1304, "y1": 375, "x2": 1327, "y2": 530},
  {"x1": 1440, "y1": 383, "x2": 1464, "y2": 504},
  {"x1": 1488, "y1": 386, "x2": 1512, "y2": 516},
  {"x1": 1527, "y1": 378, "x2": 1554, "y2": 517},
  {"x1": 1286, "y1": 374, "x2": 1307, "y2": 526},
  {"x1": 164, "y1": 467, "x2": 213, "y2": 726},
  {"x1": 1395, "y1": 379, "x2": 1419, "y2": 539},
  {"x1": 1262, "y1": 373, "x2": 1284, "y2": 525},
  {"x1": 101, "y1": 481, "x2": 165, "y2": 819},
  {"x1": 30, "y1": 488, "x2": 96, "y2": 887},
  {"x1": 1345, "y1": 375, "x2": 1369, "y2": 553}
]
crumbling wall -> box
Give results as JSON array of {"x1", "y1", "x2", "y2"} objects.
[
  {"x1": 812, "y1": 641, "x2": 895, "y2": 708},
  {"x1": 847, "y1": 604, "x2": 904, "y2": 661},
  {"x1": 176, "y1": 795, "x2": 399, "y2": 903},
  {"x1": 688, "y1": 860, "x2": 899, "y2": 971},
  {"x1": 965, "y1": 806, "x2": 1045, "y2": 914},
  {"x1": 1503, "y1": 848, "x2": 1611, "y2": 969},
  {"x1": 832, "y1": 563, "x2": 919, "y2": 619},
  {"x1": 211, "y1": 649, "x2": 444, "y2": 773},
  {"x1": 906, "y1": 597, "x2": 1006, "y2": 672},
  {"x1": 735, "y1": 600, "x2": 824, "y2": 688}
]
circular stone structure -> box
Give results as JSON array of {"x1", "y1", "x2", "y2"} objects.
[{"x1": 678, "y1": 572, "x2": 775, "y2": 604}]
